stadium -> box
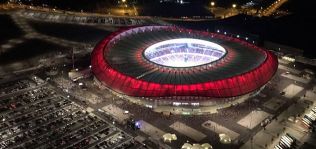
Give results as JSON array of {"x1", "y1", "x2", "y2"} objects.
[{"x1": 91, "y1": 26, "x2": 278, "y2": 114}]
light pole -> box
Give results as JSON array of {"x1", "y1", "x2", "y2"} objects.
[
  {"x1": 119, "y1": 0, "x2": 126, "y2": 15},
  {"x1": 231, "y1": 4, "x2": 237, "y2": 16},
  {"x1": 210, "y1": 1, "x2": 215, "y2": 13},
  {"x1": 232, "y1": 4, "x2": 237, "y2": 8}
]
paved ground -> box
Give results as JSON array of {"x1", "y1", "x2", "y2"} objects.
[
  {"x1": 263, "y1": 97, "x2": 287, "y2": 112},
  {"x1": 202, "y1": 120, "x2": 239, "y2": 140},
  {"x1": 237, "y1": 110, "x2": 271, "y2": 129},
  {"x1": 170, "y1": 121, "x2": 207, "y2": 142}
]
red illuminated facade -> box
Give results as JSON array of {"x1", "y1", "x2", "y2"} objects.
[{"x1": 91, "y1": 26, "x2": 278, "y2": 99}]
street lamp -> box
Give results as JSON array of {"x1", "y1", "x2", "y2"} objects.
[
  {"x1": 122, "y1": 0, "x2": 126, "y2": 2},
  {"x1": 211, "y1": 1, "x2": 215, "y2": 6},
  {"x1": 210, "y1": 1, "x2": 215, "y2": 13},
  {"x1": 232, "y1": 4, "x2": 237, "y2": 8}
]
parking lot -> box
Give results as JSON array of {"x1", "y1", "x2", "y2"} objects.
[{"x1": 0, "y1": 76, "x2": 135, "y2": 149}]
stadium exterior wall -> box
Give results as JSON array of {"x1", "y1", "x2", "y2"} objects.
[{"x1": 93, "y1": 77, "x2": 268, "y2": 114}]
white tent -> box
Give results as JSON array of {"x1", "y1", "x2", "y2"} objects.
[
  {"x1": 163, "y1": 133, "x2": 177, "y2": 143},
  {"x1": 219, "y1": 133, "x2": 232, "y2": 144},
  {"x1": 201, "y1": 143, "x2": 213, "y2": 149},
  {"x1": 181, "y1": 143, "x2": 193, "y2": 149},
  {"x1": 181, "y1": 143, "x2": 213, "y2": 149}
]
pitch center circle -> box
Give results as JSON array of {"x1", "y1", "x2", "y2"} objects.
[{"x1": 143, "y1": 38, "x2": 226, "y2": 68}]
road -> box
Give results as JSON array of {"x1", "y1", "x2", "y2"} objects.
[{"x1": 262, "y1": 0, "x2": 288, "y2": 16}]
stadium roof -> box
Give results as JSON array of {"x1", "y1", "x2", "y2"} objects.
[{"x1": 106, "y1": 27, "x2": 266, "y2": 84}]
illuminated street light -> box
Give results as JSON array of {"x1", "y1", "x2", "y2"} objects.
[
  {"x1": 232, "y1": 4, "x2": 237, "y2": 8},
  {"x1": 122, "y1": 0, "x2": 126, "y2": 2},
  {"x1": 211, "y1": 1, "x2": 215, "y2": 6}
]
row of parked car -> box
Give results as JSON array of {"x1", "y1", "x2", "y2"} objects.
[
  {"x1": 274, "y1": 133, "x2": 296, "y2": 149},
  {"x1": 301, "y1": 106, "x2": 316, "y2": 130},
  {"x1": 0, "y1": 79, "x2": 36, "y2": 96}
]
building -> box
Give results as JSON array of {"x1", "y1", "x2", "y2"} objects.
[{"x1": 91, "y1": 26, "x2": 278, "y2": 114}]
